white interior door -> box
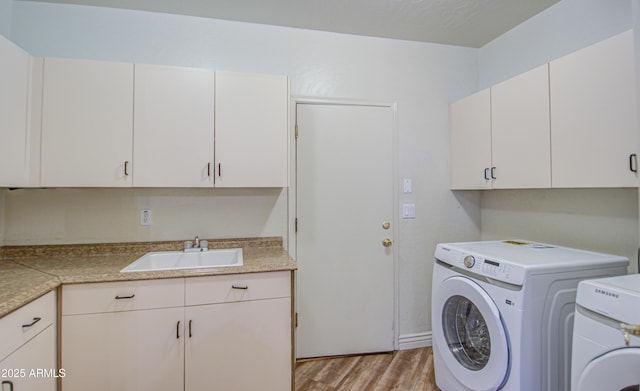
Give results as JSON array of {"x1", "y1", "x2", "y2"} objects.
[{"x1": 296, "y1": 103, "x2": 395, "y2": 358}]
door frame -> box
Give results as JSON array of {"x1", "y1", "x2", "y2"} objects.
[{"x1": 287, "y1": 96, "x2": 400, "y2": 351}]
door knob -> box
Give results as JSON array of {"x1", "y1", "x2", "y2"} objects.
[{"x1": 382, "y1": 238, "x2": 393, "y2": 248}]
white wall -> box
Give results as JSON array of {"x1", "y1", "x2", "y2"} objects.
[
  {"x1": 3, "y1": 188, "x2": 287, "y2": 244},
  {"x1": 478, "y1": 0, "x2": 639, "y2": 272},
  {"x1": 481, "y1": 189, "x2": 638, "y2": 273},
  {"x1": 7, "y1": 1, "x2": 480, "y2": 341},
  {"x1": 0, "y1": 0, "x2": 11, "y2": 38},
  {"x1": 479, "y1": 0, "x2": 632, "y2": 88},
  {"x1": 1, "y1": 0, "x2": 12, "y2": 247}
]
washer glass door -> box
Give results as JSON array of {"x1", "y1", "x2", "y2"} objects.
[
  {"x1": 443, "y1": 294, "x2": 492, "y2": 370},
  {"x1": 433, "y1": 275, "x2": 510, "y2": 391}
]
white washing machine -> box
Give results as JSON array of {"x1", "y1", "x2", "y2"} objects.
[
  {"x1": 432, "y1": 240, "x2": 628, "y2": 391},
  {"x1": 571, "y1": 274, "x2": 640, "y2": 391}
]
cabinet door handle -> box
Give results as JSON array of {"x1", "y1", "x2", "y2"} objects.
[
  {"x1": 21, "y1": 317, "x2": 42, "y2": 329},
  {"x1": 232, "y1": 285, "x2": 248, "y2": 290},
  {"x1": 484, "y1": 168, "x2": 489, "y2": 180},
  {"x1": 218, "y1": 163, "x2": 222, "y2": 177},
  {"x1": 490, "y1": 167, "x2": 497, "y2": 180},
  {"x1": 115, "y1": 294, "x2": 135, "y2": 300},
  {"x1": 207, "y1": 163, "x2": 212, "y2": 177},
  {"x1": 189, "y1": 320, "x2": 193, "y2": 338},
  {"x1": 176, "y1": 321, "x2": 181, "y2": 339},
  {"x1": 124, "y1": 160, "x2": 129, "y2": 176},
  {"x1": 630, "y1": 154, "x2": 638, "y2": 173},
  {"x1": 2, "y1": 380, "x2": 14, "y2": 391}
]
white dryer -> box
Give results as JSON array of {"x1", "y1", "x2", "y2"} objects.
[
  {"x1": 571, "y1": 274, "x2": 640, "y2": 391},
  {"x1": 432, "y1": 240, "x2": 628, "y2": 391}
]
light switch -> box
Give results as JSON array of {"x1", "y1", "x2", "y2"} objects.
[
  {"x1": 403, "y1": 179, "x2": 412, "y2": 193},
  {"x1": 402, "y1": 203, "x2": 416, "y2": 219}
]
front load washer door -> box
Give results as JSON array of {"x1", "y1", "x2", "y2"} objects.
[
  {"x1": 433, "y1": 276, "x2": 509, "y2": 391},
  {"x1": 576, "y1": 347, "x2": 640, "y2": 391}
]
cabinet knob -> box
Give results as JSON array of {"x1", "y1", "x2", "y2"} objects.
[{"x1": 382, "y1": 238, "x2": 393, "y2": 248}]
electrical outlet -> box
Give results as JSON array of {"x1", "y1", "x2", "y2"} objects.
[{"x1": 140, "y1": 209, "x2": 153, "y2": 226}]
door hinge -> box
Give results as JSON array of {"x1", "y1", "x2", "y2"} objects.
[
  {"x1": 295, "y1": 312, "x2": 298, "y2": 328},
  {"x1": 295, "y1": 218, "x2": 298, "y2": 233},
  {"x1": 295, "y1": 123, "x2": 298, "y2": 139}
]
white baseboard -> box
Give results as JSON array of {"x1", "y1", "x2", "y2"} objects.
[{"x1": 398, "y1": 331, "x2": 432, "y2": 350}]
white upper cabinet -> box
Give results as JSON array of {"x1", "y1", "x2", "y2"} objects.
[
  {"x1": 450, "y1": 88, "x2": 492, "y2": 190},
  {"x1": 491, "y1": 64, "x2": 551, "y2": 189},
  {"x1": 214, "y1": 71, "x2": 289, "y2": 187},
  {"x1": 550, "y1": 30, "x2": 638, "y2": 188},
  {"x1": 0, "y1": 36, "x2": 32, "y2": 187},
  {"x1": 133, "y1": 64, "x2": 215, "y2": 187},
  {"x1": 7, "y1": 54, "x2": 288, "y2": 188},
  {"x1": 451, "y1": 65, "x2": 551, "y2": 190},
  {"x1": 41, "y1": 58, "x2": 134, "y2": 187},
  {"x1": 452, "y1": 30, "x2": 636, "y2": 190}
]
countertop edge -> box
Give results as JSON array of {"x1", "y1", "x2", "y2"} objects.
[{"x1": 0, "y1": 237, "x2": 296, "y2": 319}]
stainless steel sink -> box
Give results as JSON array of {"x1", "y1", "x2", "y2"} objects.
[{"x1": 120, "y1": 248, "x2": 243, "y2": 272}]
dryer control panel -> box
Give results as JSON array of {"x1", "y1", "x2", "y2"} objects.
[{"x1": 435, "y1": 244, "x2": 526, "y2": 286}]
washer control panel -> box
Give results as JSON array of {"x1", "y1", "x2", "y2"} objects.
[
  {"x1": 481, "y1": 258, "x2": 513, "y2": 278},
  {"x1": 435, "y1": 244, "x2": 526, "y2": 285}
]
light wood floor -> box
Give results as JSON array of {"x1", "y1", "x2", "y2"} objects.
[{"x1": 295, "y1": 347, "x2": 440, "y2": 391}]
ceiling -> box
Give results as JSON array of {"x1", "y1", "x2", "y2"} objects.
[{"x1": 21, "y1": 0, "x2": 560, "y2": 48}]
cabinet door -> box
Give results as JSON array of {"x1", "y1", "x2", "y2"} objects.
[
  {"x1": 0, "y1": 36, "x2": 31, "y2": 187},
  {"x1": 185, "y1": 298, "x2": 291, "y2": 391},
  {"x1": 491, "y1": 64, "x2": 551, "y2": 189},
  {"x1": 41, "y1": 58, "x2": 133, "y2": 187},
  {"x1": 450, "y1": 88, "x2": 492, "y2": 189},
  {"x1": 0, "y1": 325, "x2": 57, "y2": 391},
  {"x1": 61, "y1": 307, "x2": 184, "y2": 391},
  {"x1": 133, "y1": 64, "x2": 215, "y2": 187},
  {"x1": 550, "y1": 30, "x2": 638, "y2": 187},
  {"x1": 214, "y1": 71, "x2": 289, "y2": 187}
]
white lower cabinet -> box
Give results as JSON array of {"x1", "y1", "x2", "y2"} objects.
[
  {"x1": 185, "y1": 299, "x2": 291, "y2": 391},
  {"x1": 62, "y1": 307, "x2": 184, "y2": 391},
  {"x1": 184, "y1": 272, "x2": 292, "y2": 391},
  {"x1": 0, "y1": 291, "x2": 57, "y2": 391},
  {"x1": 0, "y1": 326, "x2": 57, "y2": 391},
  {"x1": 61, "y1": 272, "x2": 292, "y2": 391}
]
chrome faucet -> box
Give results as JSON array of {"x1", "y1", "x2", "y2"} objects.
[{"x1": 184, "y1": 236, "x2": 208, "y2": 252}]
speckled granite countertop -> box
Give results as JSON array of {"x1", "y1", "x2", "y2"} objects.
[
  {"x1": 0, "y1": 237, "x2": 296, "y2": 318},
  {"x1": 0, "y1": 262, "x2": 61, "y2": 319}
]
